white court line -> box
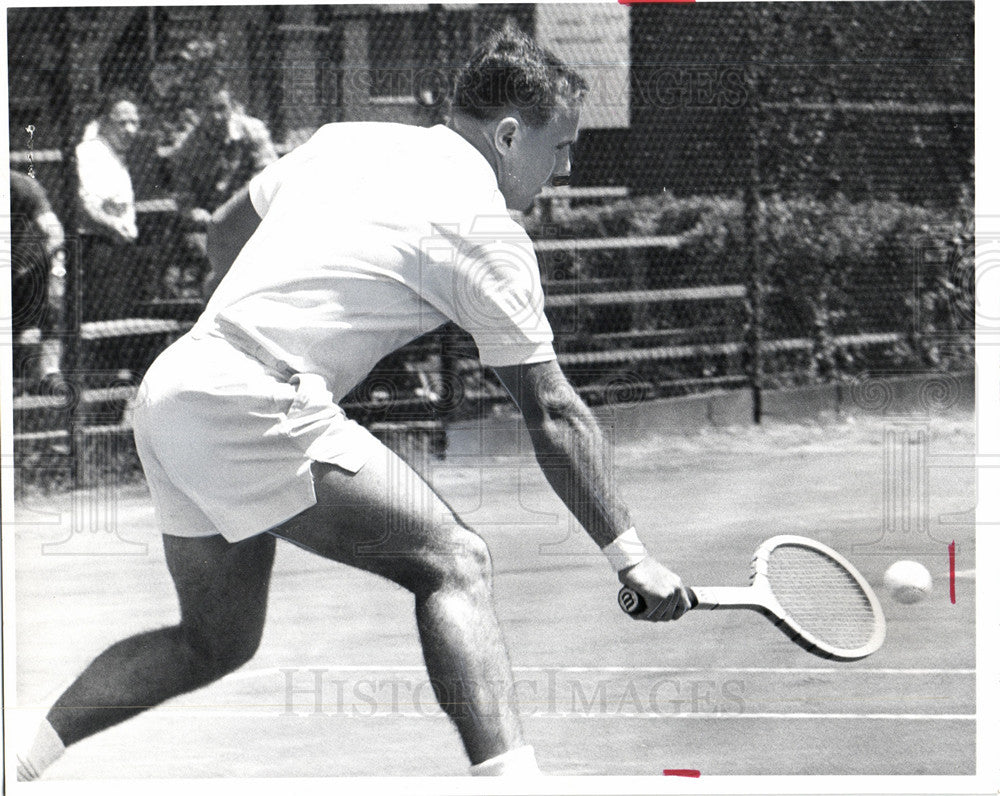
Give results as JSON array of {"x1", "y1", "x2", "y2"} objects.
[
  {"x1": 140, "y1": 709, "x2": 976, "y2": 721},
  {"x1": 534, "y1": 712, "x2": 976, "y2": 721},
  {"x1": 232, "y1": 665, "x2": 974, "y2": 680},
  {"x1": 519, "y1": 666, "x2": 974, "y2": 675}
]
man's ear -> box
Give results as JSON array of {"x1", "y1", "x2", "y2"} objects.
[{"x1": 493, "y1": 116, "x2": 520, "y2": 156}]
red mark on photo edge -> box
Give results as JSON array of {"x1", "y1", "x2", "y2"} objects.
[
  {"x1": 620, "y1": 0, "x2": 695, "y2": 5},
  {"x1": 949, "y1": 540, "x2": 956, "y2": 604},
  {"x1": 663, "y1": 769, "x2": 701, "y2": 778}
]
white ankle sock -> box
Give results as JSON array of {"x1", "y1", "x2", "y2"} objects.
[
  {"x1": 469, "y1": 745, "x2": 540, "y2": 776},
  {"x1": 16, "y1": 719, "x2": 65, "y2": 781}
]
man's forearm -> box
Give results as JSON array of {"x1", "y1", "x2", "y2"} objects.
[
  {"x1": 79, "y1": 203, "x2": 128, "y2": 240},
  {"x1": 205, "y1": 216, "x2": 247, "y2": 277},
  {"x1": 526, "y1": 405, "x2": 633, "y2": 550},
  {"x1": 204, "y1": 188, "x2": 261, "y2": 299},
  {"x1": 496, "y1": 363, "x2": 689, "y2": 617},
  {"x1": 35, "y1": 211, "x2": 64, "y2": 255}
]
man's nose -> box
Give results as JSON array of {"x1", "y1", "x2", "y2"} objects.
[{"x1": 550, "y1": 152, "x2": 572, "y2": 187}]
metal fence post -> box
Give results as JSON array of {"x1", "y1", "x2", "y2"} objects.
[{"x1": 743, "y1": 13, "x2": 764, "y2": 425}]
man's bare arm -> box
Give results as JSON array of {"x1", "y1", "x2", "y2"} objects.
[
  {"x1": 76, "y1": 192, "x2": 136, "y2": 242},
  {"x1": 493, "y1": 359, "x2": 629, "y2": 548},
  {"x1": 34, "y1": 209, "x2": 67, "y2": 307},
  {"x1": 492, "y1": 359, "x2": 691, "y2": 621},
  {"x1": 204, "y1": 186, "x2": 261, "y2": 299}
]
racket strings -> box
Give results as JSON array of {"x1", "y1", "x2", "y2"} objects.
[{"x1": 764, "y1": 544, "x2": 877, "y2": 650}]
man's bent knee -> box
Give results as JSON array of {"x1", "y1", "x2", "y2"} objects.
[
  {"x1": 163, "y1": 532, "x2": 274, "y2": 681},
  {"x1": 414, "y1": 526, "x2": 493, "y2": 597},
  {"x1": 452, "y1": 528, "x2": 493, "y2": 587},
  {"x1": 180, "y1": 619, "x2": 263, "y2": 681}
]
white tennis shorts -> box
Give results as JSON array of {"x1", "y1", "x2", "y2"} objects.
[{"x1": 132, "y1": 330, "x2": 383, "y2": 542}]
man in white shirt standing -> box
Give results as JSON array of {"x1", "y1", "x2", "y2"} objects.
[
  {"x1": 74, "y1": 92, "x2": 140, "y2": 320},
  {"x1": 19, "y1": 29, "x2": 691, "y2": 780}
]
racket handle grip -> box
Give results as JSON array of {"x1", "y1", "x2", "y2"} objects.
[{"x1": 618, "y1": 586, "x2": 698, "y2": 615}]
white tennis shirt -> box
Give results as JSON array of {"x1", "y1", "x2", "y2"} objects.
[
  {"x1": 198, "y1": 122, "x2": 556, "y2": 401},
  {"x1": 75, "y1": 136, "x2": 137, "y2": 237}
]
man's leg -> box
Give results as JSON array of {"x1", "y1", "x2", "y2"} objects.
[
  {"x1": 272, "y1": 446, "x2": 528, "y2": 768},
  {"x1": 46, "y1": 532, "x2": 275, "y2": 746}
]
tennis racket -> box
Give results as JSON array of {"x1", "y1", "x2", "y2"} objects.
[{"x1": 618, "y1": 535, "x2": 886, "y2": 661}]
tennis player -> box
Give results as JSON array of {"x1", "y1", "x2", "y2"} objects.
[{"x1": 18, "y1": 29, "x2": 691, "y2": 780}]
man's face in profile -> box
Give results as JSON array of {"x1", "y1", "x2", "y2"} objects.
[
  {"x1": 103, "y1": 101, "x2": 140, "y2": 154},
  {"x1": 205, "y1": 91, "x2": 234, "y2": 137}
]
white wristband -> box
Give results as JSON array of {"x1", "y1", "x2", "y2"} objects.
[{"x1": 601, "y1": 527, "x2": 649, "y2": 573}]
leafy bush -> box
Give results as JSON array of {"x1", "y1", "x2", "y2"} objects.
[{"x1": 523, "y1": 189, "x2": 972, "y2": 385}]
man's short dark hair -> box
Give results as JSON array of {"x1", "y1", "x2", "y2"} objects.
[
  {"x1": 452, "y1": 27, "x2": 588, "y2": 127},
  {"x1": 96, "y1": 88, "x2": 139, "y2": 119}
]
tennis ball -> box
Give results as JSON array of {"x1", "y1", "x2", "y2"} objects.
[{"x1": 883, "y1": 560, "x2": 933, "y2": 604}]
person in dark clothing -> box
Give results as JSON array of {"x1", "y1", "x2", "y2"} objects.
[{"x1": 10, "y1": 170, "x2": 67, "y2": 389}]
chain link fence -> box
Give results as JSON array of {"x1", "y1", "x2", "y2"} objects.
[
  {"x1": 519, "y1": 2, "x2": 973, "y2": 416},
  {"x1": 8, "y1": 3, "x2": 974, "y2": 478}
]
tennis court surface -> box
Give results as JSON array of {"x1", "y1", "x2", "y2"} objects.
[{"x1": 11, "y1": 400, "x2": 976, "y2": 780}]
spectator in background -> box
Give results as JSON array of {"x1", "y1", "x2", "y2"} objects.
[
  {"x1": 9, "y1": 171, "x2": 67, "y2": 390},
  {"x1": 75, "y1": 91, "x2": 141, "y2": 321},
  {"x1": 164, "y1": 88, "x2": 277, "y2": 298}
]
